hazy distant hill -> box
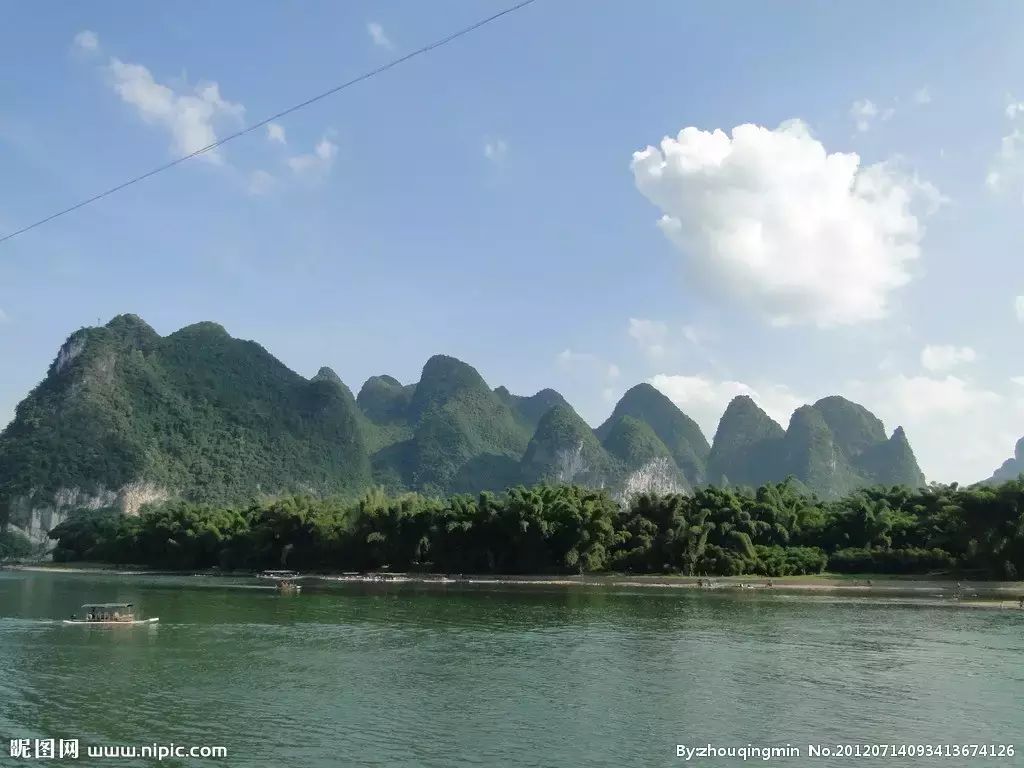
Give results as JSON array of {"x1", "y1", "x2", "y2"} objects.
[
  {"x1": 983, "y1": 437, "x2": 1024, "y2": 485},
  {"x1": 711, "y1": 395, "x2": 925, "y2": 498},
  {"x1": 0, "y1": 315, "x2": 928, "y2": 542}
]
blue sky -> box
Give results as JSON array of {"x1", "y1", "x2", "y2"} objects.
[{"x1": 1, "y1": 1, "x2": 1023, "y2": 483}]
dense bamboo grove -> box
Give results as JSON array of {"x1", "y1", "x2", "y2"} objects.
[{"x1": 42, "y1": 478, "x2": 1024, "y2": 578}]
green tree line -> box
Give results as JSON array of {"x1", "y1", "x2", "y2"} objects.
[{"x1": 45, "y1": 478, "x2": 1024, "y2": 578}]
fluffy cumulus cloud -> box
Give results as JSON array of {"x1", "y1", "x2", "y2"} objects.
[
  {"x1": 107, "y1": 57, "x2": 244, "y2": 162},
  {"x1": 288, "y1": 136, "x2": 338, "y2": 175},
  {"x1": 367, "y1": 22, "x2": 393, "y2": 49},
  {"x1": 846, "y1": 374, "x2": 1024, "y2": 483},
  {"x1": 73, "y1": 30, "x2": 99, "y2": 53},
  {"x1": 632, "y1": 120, "x2": 941, "y2": 327},
  {"x1": 649, "y1": 373, "x2": 804, "y2": 438},
  {"x1": 920, "y1": 344, "x2": 976, "y2": 372}
]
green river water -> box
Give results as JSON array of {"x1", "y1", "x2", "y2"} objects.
[{"x1": 0, "y1": 570, "x2": 1020, "y2": 767}]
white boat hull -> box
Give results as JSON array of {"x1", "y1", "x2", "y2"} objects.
[{"x1": 62, "y1": 618, "x2": 159, "y2": 626}]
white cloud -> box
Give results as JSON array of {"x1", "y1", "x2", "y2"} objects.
[
  {"x1": 628, "y1": 318, "x2": 669, "y2": 358},
  {"x1": 850, "y1": 99, "x2": 879, "y2": 132},
  {"x1": 845, "y1": 374, "x2": 1024, "y2": 483},
  {"x1": 288, "y1": 136, "x2": 338, "y2": 175},
  {"x1": 367, "y1": 22, "x2": 393, "y2": 50},
  {"x1": 913, "y1": 87, "x2": 932, "y2": 105},
  {"x1": 1016, "y1": 295, "x2": 1024, "y2": 321},
  {"x1": 986, "y1": 97, "x2": 1024, "y2": 193},
  {"x1": 73, "y1": 30, "x2": 99, "y2": 53},
  {"x1": 882, "y1": 375, "x2": 999, "y2": 419},
  {"x1": 920, "y1": 344, "x2": 977, "y2": 372},
  {"x1": 632, "y1": 120, "x2": 941, "y2": 327},
  {"x1": 484, "y1": 138, "x2": 508, "y2": 163},
  {"x1": 266, "y1": 123, "x2": 286, "y2": 145},
  {"x1": 849, "y1": 99, "x2": 894, "y2": 132},
  {"x1": 246, "y1": 170, "x2": 275, "y2": 196},
  {"x1": 107, "y1": 58, "x2": 244, "y2": 162},
  {"x1": 649, "y1": 373, "x2": 803, "y2": 438}
]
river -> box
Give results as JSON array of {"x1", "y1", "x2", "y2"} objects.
[{"x1": 0, "y1": 570, "x2": 1020, "y2": 766}]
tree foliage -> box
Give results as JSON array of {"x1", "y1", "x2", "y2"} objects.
[{"x1": 47, "y1": 477, "x2": 1024, "y2": 578}]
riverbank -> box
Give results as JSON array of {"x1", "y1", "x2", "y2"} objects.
[{"x1": 5, "y1": 563, "x2": 1024, "y2": 609}]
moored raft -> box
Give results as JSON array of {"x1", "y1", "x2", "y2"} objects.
[{"x1": 63, "y1": 602, "x2": 159, "y2": 625}]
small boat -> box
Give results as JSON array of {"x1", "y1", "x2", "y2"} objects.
[
  {"x1": 63, "y1": 602, "x2": 159, "y2": 626},
  {"x1": 276, "y1": 580, "x2": 301, "y2": 594},
  {"x1": 257, "y1": 570, "x2": 302, "y2": 581}
]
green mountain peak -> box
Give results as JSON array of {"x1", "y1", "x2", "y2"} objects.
[
  {"x1": 597, "y1": 383, "x2": 709, "y2": 486},
  {"x1": 708, "y1": 395, "x2": 785, "y2": 487},
  {"x1": 521, "y1": 404, "x2": 611, "y2": 486}
]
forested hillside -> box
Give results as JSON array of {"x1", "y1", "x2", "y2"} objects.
[
  {"x1": 45, "y1": 478, "x2": 1024, "y2": 580},
  {"x1": 1, "y1": 316, "x2": 931, "y2": 542}
]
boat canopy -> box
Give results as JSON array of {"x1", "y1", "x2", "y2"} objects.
[{"x1": 81, "y1": 603, "x2": 134, "y2": 609}]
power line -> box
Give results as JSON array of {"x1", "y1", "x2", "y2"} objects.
[{"x1": 0, "y1": 0, "x2": 539, "y2": 246}]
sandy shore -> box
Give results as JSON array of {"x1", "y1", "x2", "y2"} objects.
[{"x1": 6, "y1": 563, "x2": 1024, "y2": 609}]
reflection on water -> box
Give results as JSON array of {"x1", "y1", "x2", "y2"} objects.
[{"x1": 0, "y1": 571, "x2": 1021, "y2": 767}]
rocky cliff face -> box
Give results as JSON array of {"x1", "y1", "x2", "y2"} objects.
[{"x1": 6, "y1": 481, "x2": 170, "y2": 546}]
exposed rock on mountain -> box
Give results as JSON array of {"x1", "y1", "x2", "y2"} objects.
[
  {"x1": 596, "y1": 383, "x2": 709, "y2": 487},
  {"x1": 0, "y1": 316, "x2": 930, "y2": 544}
]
